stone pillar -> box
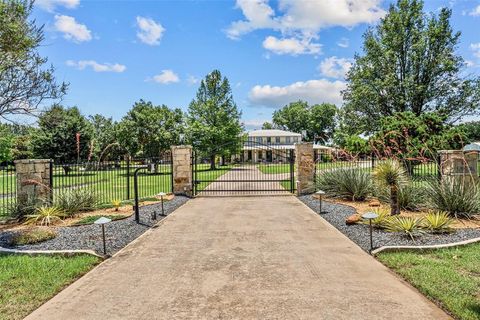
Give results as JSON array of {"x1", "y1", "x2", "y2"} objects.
[
  {"x1": 438, "y1": 150, "x2": 478, "y2": 184},
  {"x1": 171, "y1": 145, "x2": 192, "y2": 196},
  {"x1": 15, "y1": 159, "x2": 52, "y2": 208},
  {"x1": 295, "y1": 143, "x2": 315, "y2": 195}
]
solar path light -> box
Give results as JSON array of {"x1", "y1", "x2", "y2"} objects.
[
  {"x1": 361, "y1": 212, "x2": 379, "y2": 253},
  {"x1": 94, "y1": 216, "x2": 112, "y2": 255},
  {"x1": 158, "y1": 192, "x2": 167, "y2": 216},
  {"x1": 315, "y1": 190, "x2": 326, "y2": 214}
]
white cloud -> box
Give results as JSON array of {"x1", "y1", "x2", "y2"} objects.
[
  {"x1": 187, "y1": 75, "x2": 200, "y2": 85},
  {"x1": 471, "y1": 43, "x2": 480, "y2": 58},
  {"x1": 54, "y1": 15, "x2": 92, "y2": 42},
  {"x1": 150, "y1": 70, "x2": 179, "y2": 84},
  {"x1": 136, "y1": 16, "x2": 165, "y2": 45},
  {"x1": 243, "y1": 119, "x2": 270, "y2": 130},
  {"x1": 262, "y1": 36, "x2": 321, "y2": 55},
  {"x1": 249, "y1": 79, "x2": 345, "y2": 108},
  {"x1": 226, "y1": 0, "x2": 279, "y2": 40},
  {"x1": 469, "y1": 5, "x2": 480, "y2": 16},
  {"x1": 337, "y1": 37, "x2": 349, "y2": 48},
  {"x1": 36, "y1": 0, "x2": 79, "y2": 12},
  {"x1": 318, "y1": 56, "x2": 353, "y2": 79},
  {"x1": 66, "y1": 60, "x2": 126, "y2": 72}
]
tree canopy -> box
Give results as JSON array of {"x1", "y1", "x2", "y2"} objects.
[
  {"x1": 342, "y1": 0, "x2": 480, "y2": 134},
  {"x1": 187, "y1": 70, "x2": 243, "y2": 169}
]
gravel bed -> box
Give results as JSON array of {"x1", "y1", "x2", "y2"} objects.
[
  {"x1": 0, "y1": 196, "x2": 189, "y2": 255},
  {"x1": 299, "y1": 194, "x2": 480, "y2": 252}
]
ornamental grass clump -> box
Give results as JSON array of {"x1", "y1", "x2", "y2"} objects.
[
  {"x1": 315, "y1": 168, "x2": 372, "y2": 201},
  {"x1": 373, "y1": 160, "x2": 408, "y2": 215},
  {"x1": 24, "y1": 206, "x2": 65, "y2": 226},
  {"x1": 376, "y1": 183, "x2": 426, "y2": 211},
  {"x1": 55, "y1": 189, "x2": 98, "y2": 216},
  {"x1": 425, "y1": 178, "x2": 480, "y2": 218}
]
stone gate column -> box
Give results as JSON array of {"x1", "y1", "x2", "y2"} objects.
[
  {"x1": 295, "y1": 143, "x2": 315, "y2": 195},
  {"x1": 438, "y1": 150, "x2": 478, "y2": 184},
  {"x1": 171, "y1": 145, "x2": 193, "y2": 196},
  {"x1": 15, "y1": 159, "x2": 52, "y2": 209}
]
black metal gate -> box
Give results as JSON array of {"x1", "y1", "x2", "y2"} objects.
[{"x1": 192, "y1": 141, "x2": 295, "y2": 196}]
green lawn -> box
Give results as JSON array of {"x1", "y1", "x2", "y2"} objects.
[
  {"x1": 0, "y1": 254, "x2": 100, "y2": 320},
  {"x1": 377, "y1": 244, "x2": 480, "y2": 320},
  {"x1": 194, "y1": 164, "x2": 233, "y2": 192},
  {"x1": 257, "y1": 163, "x2": 292, "y2": 174}
]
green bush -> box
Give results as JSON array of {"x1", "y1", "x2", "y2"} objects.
[
  {"x1": 376, "y1": 183, "x2": 426, "y2": 211},
  {"x1": 55, "y1": 189, "x2": 98, "y2": 216},
  {"x1": 315, "y1": 168, "x2": 372, "y2": 201},
  {"x1": 425, "y1": 178, "x2": 480, "y2": 218}
]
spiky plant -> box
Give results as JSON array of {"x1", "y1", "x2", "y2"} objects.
[
  {"x1": 422, "y1": 211, "x2": 453, "y2": 233},
  {"x1": 373, "y1": 160, "x2": 408, "y2": 215},
  {"x1": 111, "y1": 199, "x2": 122, "y2": 211},
  {"x1": 385, "y1": 216, "x2": 425, "y2": 240},
  {"x1": 24, "y1": 207, "x2": 66, "y2": 226},
  {"x1": 360, "y1": 208, "x2": 391, "y2": 228},
  {"x1": 315, "y1": 168, "x2": 372, "y2": 201}
]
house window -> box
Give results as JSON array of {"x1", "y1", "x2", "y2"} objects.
[
  {"x1": 286, "y1": 136, "x2": 291, "y2": 144},
  {"x1": 275, "y1": 137, "x2": 280, "y2": 144},
  {"x1": 256, "y1": 137, "x2": 262, "y2": 143},
  {"x1": 293, "y1": 136, "x2": 299, "y2": 143},
  {"x1": 267, "y1": 137, "x2": 271, "y2": 143}
]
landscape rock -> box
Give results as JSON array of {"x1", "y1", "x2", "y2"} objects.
[{"x1": 346, "y1": 214, "x2": 361, "y2": 225}]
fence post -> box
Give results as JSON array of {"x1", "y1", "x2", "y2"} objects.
[
  {"x1": 171, "y1": 145, "x2": 193, "y2": 196},
  {"x1": 14, "y1": 159, "x2": 53, "y2": 210},
  {"x1": 371, "y1": 153, "x2": 375, "y2": 169},
  {"x1": 126, "y1": 158, "x2": 130, "y2": 199},
  {"x1": 49, "y1": 160, "x2": 54, "y2": 204},
  {"x1": 295, "y1": 143, "x2": 315, "y2": 195}
]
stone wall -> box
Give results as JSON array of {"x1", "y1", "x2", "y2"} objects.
[
  {"x1": 171, "y1": 145, "x2": 192, "y2": 196},
  {"x1": 15, "y1": 159, "x2": 52, "y2": 208},
  {"x1": 439, "y1": 150, "x2": 478, "y2": 184},
  {"x1": 295, "y1": 143, "x2": 315, "y2": 195}
]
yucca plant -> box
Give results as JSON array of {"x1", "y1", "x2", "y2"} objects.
[
  {"x1": 24, "y1": 206, "x2": 66, "y2": 226},
  {"x1": 315, "y1": 168, "x2": 372, "y2": 201},
  {"x1": 422, "y1": 211, "x2": 453, "y2": 233},
  {"x1": 373, "y1": 160, "x2": 408, "y2": 215},
  {"x1": 111, "y1": 199, "x2": 122, "y2": 211},
  {"x1": 55, "y1": 189, "x2": 98, "y2": 216},
  {"x1": 385, "y1": 216, "x2": 425, "y2": 240},
  {"x1": 425, "y1": 178, "x2": 480, "y2": 218},
  {"x1": 360, "y1": 208, "x2": 391, "y2": 228},
  {"x1": 375, "y1": 183, "x2": 426, "y2": 211}
]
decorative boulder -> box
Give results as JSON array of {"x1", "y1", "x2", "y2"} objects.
[
  {"x1": 369, "y1": 200, "x2": 381, "y2": 207},
  {"x1": 345, "y1": 214, "x2": 361, "y2": 225}
]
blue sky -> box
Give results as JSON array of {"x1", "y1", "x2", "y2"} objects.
[{"x1": 32, "y1": 0, "x2": 480, "y2": 129}]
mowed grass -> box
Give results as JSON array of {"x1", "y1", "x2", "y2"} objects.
[
  {"x1": 377, "y1": 244, "x2": 480, "y2": 320},
  {"x1": 0, "y1": 254, "x2": 100, "y2": 320},
  {"x1": 194, "y1": 164, "x2": 233, "y2": 191}
]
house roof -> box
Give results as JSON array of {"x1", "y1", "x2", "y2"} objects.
[
  {"x1": 463, "y1": 142, "x2": 480, "y2": 152},
  {"x1": 247, "y1": 129, "x2": 301, "y2": 137}
]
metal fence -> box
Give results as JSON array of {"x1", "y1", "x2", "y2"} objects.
[
  {"x1": 52, "y1": 156, "x2": 173, "y2": 205},
  {"x1": 0, "y1": 163, "x2": 16, "y2": 217}
]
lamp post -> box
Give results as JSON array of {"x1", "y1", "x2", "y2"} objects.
[
  {"x1": 315, "y1": 190, "x2": 326, "y2": 214},
  {"x1": 158, "y1": 192, "x2": 167, "y2": 216},
  {"x1": 361, "y1": 212, "x2": 379, "y2": 253},
  {"x1": 94, "y1": 217, "x2": 112, "y2": 255}
]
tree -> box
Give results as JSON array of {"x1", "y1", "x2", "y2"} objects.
[
  {"x1": 343, "y1": 0, "x2": 480, "y2": 134},
  {"x1": 187, "y1": 70, "x2": 243, "y2": 169},
  {"x1": 457, "y1": 121, "x2": 480, "y2": 144},
  {"x1": 88, "y1": 114, "x2": 119, "y2": 160},
  {"x1": 117, "y1": 100, "x2": 184, "y2": 158},
  {"x1": 261, "y1": 122, "x2": 274, "y2": 130},
  {"x1": 32, "y1": 105, "x2": 94, "y2": 165},
  {"x1": 0, "y1": 122, "x2": 33, "y2": 162},
  {"x1": 0, "y1": 0, "x2": 66, "y2": 120},
  {"x1": 374, "y1": 160, "x2": 408, "y2": 215},
  {"x1": 272, "y1": 101, "x2": 337, "y2": 143},
  {"x1": 0, "y1": 124, "x2": 14, "y2": 162}
]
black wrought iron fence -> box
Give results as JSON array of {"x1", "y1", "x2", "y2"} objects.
[{"x1": 0, "y1": 163, "x2": 16, "y2": 217}]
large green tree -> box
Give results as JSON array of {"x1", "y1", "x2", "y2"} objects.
[
  {"x1": 187, "y1": 70, "x2": 243, "y2": 169},
  {"x1": 117, "y1": 100, "x2": 184, "y2": 158},
  {"x1": 32, "y1": 105, "x2": 94, "y2": 164},
  {"x1": 272, "y1": 101, "x2": 337, "y2": 143},
  {"x1": 88, "y1": 114, "x2": 119, "y2": 160},
  {"x1": 457, "y1": 121, "x2": 480, "y2": 144},
  {"x1": 343, "y1": 0, "x2": 480, "y2": 134},
  {"x1": 0, "y1": 0, "x2": 66, "y2": 120}
]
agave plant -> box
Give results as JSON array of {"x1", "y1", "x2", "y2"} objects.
[
  {"x1": 24, "y1": 206, "x2": 66, "y2": 226},
  {"x1": 385, "y1": 216, "x2": 425, "y2": 240},
  {"x1": 422, "y1": 211, "x2": 453, "y2": 233},
  {"x1": 373, "y1": 160, "x2": 408, "y2": 215},
  {"x1": 361, "y1": 208, "x2": 391, "y2": 228},
  {"x1": 375, "y1": 183, "x2": 426, "y2": 211},
  {"x1": 111, "y1": 199, "x2": 122, "y2": 211},
  {"x1": 315, "y1": 168, "x2": 372, "y2": 201}
]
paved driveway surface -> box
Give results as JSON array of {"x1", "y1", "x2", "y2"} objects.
[{"x1": 26, "y1": 196, "x2": 449, "y2": 320}]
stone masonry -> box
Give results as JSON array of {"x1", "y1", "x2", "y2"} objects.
[
  {"x1": 171, "y1": 145, "x2": 193, "y2": 196},
  {"x1": 15, "y1": 159, "x2": 52, "y2": 208},
  {"x1": 438, "y1": 150, "x2": 478, "y2": 184},
  {"x1": 295, "y1": 143, "x2": 315, "y2": 195}
]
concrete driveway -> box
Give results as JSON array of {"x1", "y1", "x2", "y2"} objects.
[{"x1": 26, "y1": 196, "x2": 448, "y2": 320}]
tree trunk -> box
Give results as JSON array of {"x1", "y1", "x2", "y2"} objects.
[
  {"x1": 210, "y1": 155, "x2": 216, "y2": 170},
  {"x1": 390, "y1": 185, "x2": 400, "y2": 215}
]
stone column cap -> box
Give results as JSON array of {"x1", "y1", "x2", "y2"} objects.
[{"x1": 14, "y1": 159, "x2": 52, "y2": 164}]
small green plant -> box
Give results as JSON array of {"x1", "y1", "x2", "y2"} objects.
[
  {"x1": 373, "y1": 160, "x2": 408, "y2": 215},
  {"x1": 425, "y1": 178, "x2": 480, "y2": 218},
  {"x1": 376, "y1": 183, "x2": 426, "y2": 211},
  {"x1": 73, "y1": 214, "x2": 125, "y2": 226},
  {"x1": 385, "y1": 216, "x2": 425, "y2": 240},
  {"x1": 315, "y1": 168, "x2": 372, "y2": 201},
  {"x1": 55, "y1": 189, "x2": 98, "y2": 216},
  {"x1": 10, "y1": 227, "x2": 57, "y2": 245},
  {"x1": 24, "y1": 207, "x2": 65, "y2": 226},
  {"x1": 361, "y1": 208, "x2": 391, "y2": 228},
  {"x1": 111, "y1": 199, "x2": 122, "y2": 211},
  {"x1": 422, "y1": 211, "x2": 453, "y2": 233}
]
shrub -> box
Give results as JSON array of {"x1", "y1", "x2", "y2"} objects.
[
  {"x1": 422, "y1": 211, "x2": 453, "y2": 233},
  {"x1": 385, "y1": 216, "x2": 425, "y2": 240},
  {"x1": 55, "y1": 189, "x2": 98, "y2": 216},
  {"x1": 373, "y1": 160, "x2": 408, "y2": 215},
  {"x1": 424, "y1": 178, "x2": 480, "y2": 218},
  {"x1": 360, "y1": 208, "x2": 391, "y2": 228},
  {"x1": 376, "y1": 183, "x2": 426, "y2": 211},
  {"x1": 24, "y1": 207, "x2": 65, "y2": 226},
  {"x1": 111, "y1": 199, "x2": 121, "y2": 211},
  {"x1": 10, "y1": 227, "x2": 56, "y2": 245},
  {"x1": 315, "y1": 168, "x2": 372, "y2": 201}
]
